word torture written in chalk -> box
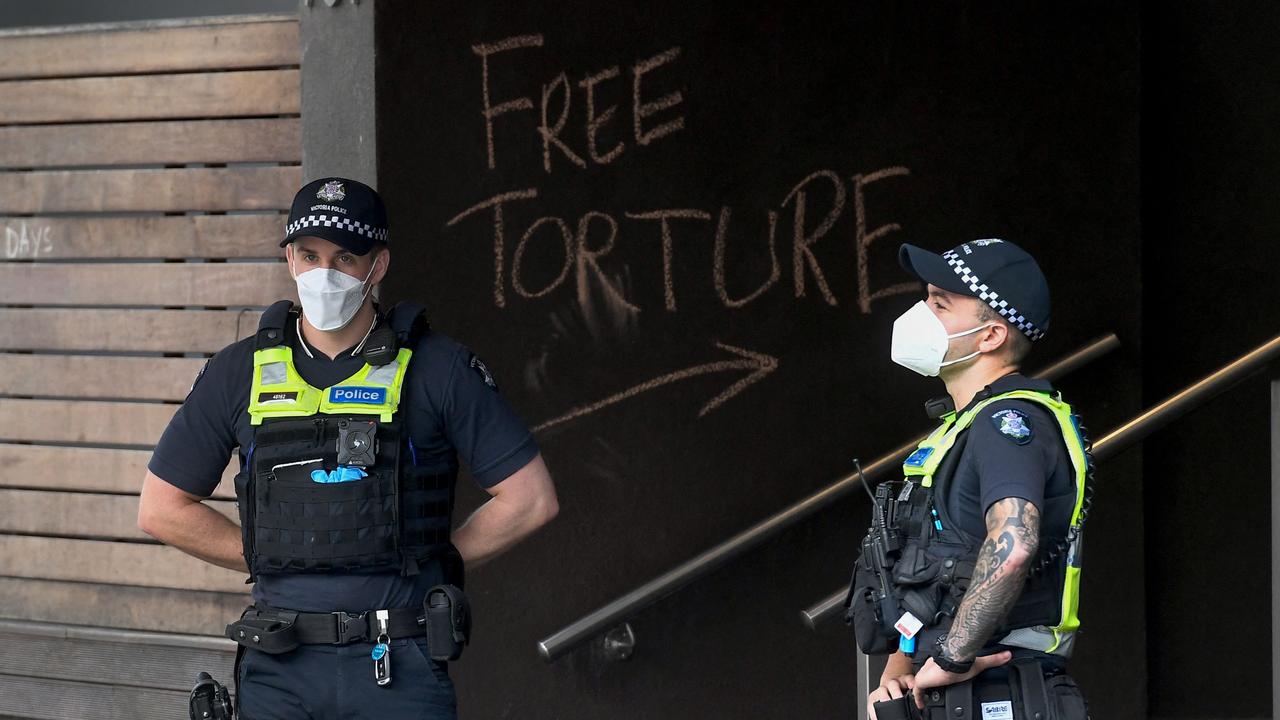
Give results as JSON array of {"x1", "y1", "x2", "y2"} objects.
[{"x1": 449, "y1": 34, "x2": 920, "y2": 316}]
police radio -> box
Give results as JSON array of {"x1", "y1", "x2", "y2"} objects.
[
  {"x1": 360, "y1": 326, "x2": 398, "y2": 366},
  {"x1": 845, "y1": 458, "x2": 906, "y2": 653}
]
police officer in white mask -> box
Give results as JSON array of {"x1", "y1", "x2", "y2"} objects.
[
  {"x1": 139, "y1": 177, "x2": 559, "y2": 720},
  {"x1": 858, "y1": 239, "x2": 1092, "y2": 720}
]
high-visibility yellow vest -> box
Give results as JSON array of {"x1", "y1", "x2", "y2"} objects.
[
  {"x1": 901, "y1": 389, "x2": 1089, "y2": 656},
  {"x1": 248, "y1": 344, "x2": 413, "y2": 425}
]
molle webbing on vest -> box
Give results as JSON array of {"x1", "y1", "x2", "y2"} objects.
[{"x1": 236, "y1": 301, "x2": 459, "y2": 580}]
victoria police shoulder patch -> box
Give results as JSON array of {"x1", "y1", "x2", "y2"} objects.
[
  {"x1": 991, "y1": 408, "x2": 1033, "y2": 445},
  {"x1": 188, "y1": 359, "x2": 209, "y2": 395},
  {"x1": 469, "y1": 354, "x2": 498, "y2": 391}
]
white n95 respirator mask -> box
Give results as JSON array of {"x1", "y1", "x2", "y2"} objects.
[
  {"x1": 890, "y1": 300, "x2": 994, "y2": 377},
  {"x1": 290, "y1": 259, "x2": 378, "y2": 331}
]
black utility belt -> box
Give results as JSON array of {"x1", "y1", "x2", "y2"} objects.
[
  {"x1": 872, "y1": 660, "x2": 1088, "y2": 720},
  {"x1": 226, "y1": 584, "x2": 471, "y2": 662}
]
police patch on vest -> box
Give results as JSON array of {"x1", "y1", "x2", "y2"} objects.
[
  {"x1": 329, "y1": 386, "x2": 387, "y2": 405},
  {"x1": 469, "y1": 354, "x2": 497, "y2": 391},
  {"x1": 257, "y1": 391, "x2": 299, "y2": 405},
  {"x1": 992, "y1": 408, "x2": 1033, "y2": 444}
]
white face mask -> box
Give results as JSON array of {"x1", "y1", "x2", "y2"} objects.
[
  {"x1": 890, "y1": 300, "x2": 995, "y2": 377},
  {"x1": 290, "y1": 255, "x2": 378, "y2": 331}
]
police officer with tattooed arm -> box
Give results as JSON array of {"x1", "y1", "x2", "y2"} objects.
[
  {"x1": 138, "y1": 178, "x2": 558, "y2": 720},
  {"x1": 847, "y1": 239, "x2": 1092, "y2": 720}
]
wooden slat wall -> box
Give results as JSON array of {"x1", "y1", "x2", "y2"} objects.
[
  {"x1": 0, "y1": 579, "x2": 245, "y2": 635},
  {"x1": 0, "y1": 627, "x2": 237, "y2": 692},
  {"x1": 0, "y1": 19, "x2": 300, "y2": 708},
  {"x1": 0, "y1": 16, "x2": 298, "y2": 79},
  {"x1": 0, "y1": 309, "x2": 263, "y2": 353},
  {"x1": 0, "y1": 69, "x2": 301, "y2": 124},
  {"x1": 0, "y1": 119, "x2": 301, "y2": 168},
  {"x1": 0, "y1": 263, "x2": 294, "y2": 305},
  {"x1": 0, "y1": 444, "x2": 235, "y2": 498},
  {"x1": 0, "y1": 167, "x2": 300, "y2": 213},
  {"x1": 0, "y1": 674, "x2": 207, "y2": 720}
]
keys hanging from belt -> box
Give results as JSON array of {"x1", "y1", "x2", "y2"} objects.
[{"x1": 372, "y1": 609, "x2": 392, "y2": 687}]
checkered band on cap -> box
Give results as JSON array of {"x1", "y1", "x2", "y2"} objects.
[
  {"x1": 942, "y1": 249, "x2": 1045, "y2": 341},
  {"x1": 286, "y1": 214, "x2": 388, "y2": 243}
]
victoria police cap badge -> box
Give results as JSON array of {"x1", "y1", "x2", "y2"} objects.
[{"x1": 316, "y1": 180, "x2": 346, "y2": 202}]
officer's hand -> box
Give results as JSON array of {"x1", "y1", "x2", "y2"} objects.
[
  {"x1": 866, "y1": 674, "x2": 914, "y2": 720},
  {"x1": 911, "y1": 652, "x2": 1011, "y2": 709}
]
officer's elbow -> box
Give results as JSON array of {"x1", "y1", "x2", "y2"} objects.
[
  {"x1": 136, "y1": 498, "x2": 161, "y2": 539},
  {"x1": 136, "y1": 478, "x2": 175, "y2": 542},
  {"x1": 1003, "y1": 543, "x2": 1038, "y2": 575},
  {"x1": 532, "y1": 488, "x2": 559, "y2": 529},
  {"x1": 523, "y1": 458, "x2": 558, "y2": 530}
]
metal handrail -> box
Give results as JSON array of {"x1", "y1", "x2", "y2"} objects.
[
  {"x1": 537, "y1": 334, "x2": 1121, "y2": 661},
  {"x1": 800, "y1": 331, "x2": 1280, "y2": 628}
]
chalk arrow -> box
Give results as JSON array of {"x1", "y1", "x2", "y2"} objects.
[{"x1": 532, "y1": 342, "x2": 779, "y2": 433}]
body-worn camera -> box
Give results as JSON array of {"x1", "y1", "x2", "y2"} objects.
[{"x1": 337, "y1": 419, "x2": 378, "y2": 467}]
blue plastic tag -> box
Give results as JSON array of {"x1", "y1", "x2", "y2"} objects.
[
  {"x1": 898, "y1": 634, "x2": 916, "y2": 653},
  {"x1": 371, "y1": 643, "x2": 388, "y2": 660},
  {"x1": 904, "y1": 447, "x2": 934, "y2": 468}
]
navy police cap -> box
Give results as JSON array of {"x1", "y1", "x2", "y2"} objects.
[
  {"x1": 899, "y1": 238, "x2": 1051, "y2": 342},
  {"x1": 281, "y1": 177, "x2": 388, "y2": 255}
]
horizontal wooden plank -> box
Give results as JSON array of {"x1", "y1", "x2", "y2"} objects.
[
  {"x1": 0, "y1": 166, "x2": 300, "y2": 213},
  {"x1": 0, "y1": 18, "x2": 297, "y2": 80},
  {"x1": 0, "y1": 118, "x2": 300, "y2": 168},
  {"x1": 0, "y1": 309, "x2": 260, "y2": 353},
  {"x1": 0, "y1": 69, "x2": 300, "y2": 124},
  {"x1": 0, "y1": 536, "x2": 249, "y2": 592},
  {"x1": 0, "y1": 263, "x2": 294, "y2": 306},
  {"x1": 0, "y1": 577, "x2": 246, "y2": 636},
  {"x1": 1, "y1": 214, "x2": 284, "y2": 260},
  {"x1": 0, "y1": 489, "x2": 237, "y2": 541},
  {"x1": 0, "y1": 399, "x2": 175, "y2": 445},
  {"x1": 0, "y1": 673, "x2": 194, "y2": 720},
  {"x1": 0, "y1": 354, "x2": 206, "y2": 400},
  {"x1": 0, "y1": 631, "x2": 235, "y2": 692},
  {"x1": 0, "y1": 444, "x2": 235, "y2": 499}
]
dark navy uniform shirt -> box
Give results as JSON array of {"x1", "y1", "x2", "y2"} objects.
[
  {"x1": 148, "y1": 305, "x2": 539, "y2": 613},
  {"x1": 940, "y1": 373, "x2": 1075, "y2": 545},
  {"x1": 934, "y1": 373, "x2": 1078, "y2": 669}
]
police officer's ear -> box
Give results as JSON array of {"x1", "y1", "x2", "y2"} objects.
[
  {"x1": 369, "y1": 246, "x2": 391, "y2": 286},
  {"x1": 976, "y1": 320, "x2": 1010, "y2": 356}
]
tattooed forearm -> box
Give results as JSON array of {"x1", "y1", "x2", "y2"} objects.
[{"x1": 942, "y1": 498, "x2": 1040, "y2": 662}]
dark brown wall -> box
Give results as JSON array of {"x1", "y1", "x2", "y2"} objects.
[
  {"x1": 375, "y1": 2, "x2": 1143, "y2": 717},
  {"x1": 1142, "y1": 3, "x2": 1280, "y2": 718}
]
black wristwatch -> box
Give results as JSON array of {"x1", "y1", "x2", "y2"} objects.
[{"x1": 931, "y1": 635, "x2": 974, "y2": 674}]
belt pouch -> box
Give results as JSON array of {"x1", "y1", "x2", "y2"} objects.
[
  {"x1": 225, "y1": 608, "x2": 301, "y2": 654},
  {"x1": 871, "y1": 695, "x2": 918, "y2": 720},
  {"x1": 424, "y1": 584, "x2": 470, "y2": 661},
  {"x1": 1013, "y1": 660, "x2": 1050, "y2": 720}
]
